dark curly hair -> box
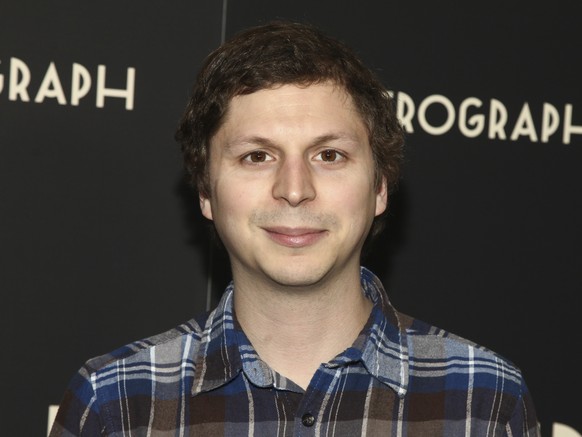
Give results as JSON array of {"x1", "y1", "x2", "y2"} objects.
[{"x1": 176, "y1": 21, "x2": 404, "y2": 238}]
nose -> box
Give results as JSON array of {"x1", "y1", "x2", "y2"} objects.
[{"x1": 272, "y1": 156, "x2": 316, "y2": 206}]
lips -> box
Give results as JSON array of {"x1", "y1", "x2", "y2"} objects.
[{"x1": 262, "y1": 226, "x2": 327, "y2": 248}]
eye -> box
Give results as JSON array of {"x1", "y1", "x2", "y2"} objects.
[
  {"x1": 315, "y1": 149, "x2": 344, "y2": 162},
  {"x1": 243, "y1": 151, "x2": 273, "y2": 163}
]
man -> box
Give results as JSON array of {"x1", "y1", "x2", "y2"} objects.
[{"x1": 50, "y1": 22, "x2": 539, "y2": 436}]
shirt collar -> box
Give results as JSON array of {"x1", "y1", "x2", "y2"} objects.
[
  {"x1": 191, "y1": 287, "x2": 242, "y2": 395},
  {"x1": 356, "y1": 266, "x2": 409, "y2": 397},
  {"x1": 191, "y1": 267, "x2": 409, "y2": 397}
]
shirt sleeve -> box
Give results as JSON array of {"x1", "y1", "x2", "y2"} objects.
[
  {"x1": 49, "y1": 368, "x2": 106, "y2": 437},
  {"x1": 505, "y1": 377, "x2": 541, "y2": 437}
]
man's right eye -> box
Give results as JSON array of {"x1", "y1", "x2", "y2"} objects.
[{"x1": 243, "y1": 151, "x2": 272, "y2": 163}]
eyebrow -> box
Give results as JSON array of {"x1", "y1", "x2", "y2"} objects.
[{"x1": 224, "y1": 133, "x2": 361, "y2": 151}]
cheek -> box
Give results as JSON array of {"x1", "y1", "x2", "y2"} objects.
[
  {"x1": 338, "y1": 175, "x2": 376, "y2": 205},
  {"x1": 328, "y1": 187, "x2": 376, "y2": 229},
  {"x1": 211, "y1": 178, "x2": 259, "y2": 223}
]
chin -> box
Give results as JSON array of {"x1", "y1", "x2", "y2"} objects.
[{"x1": 262, "y1": 263, "x2": 332, "y2": 289}]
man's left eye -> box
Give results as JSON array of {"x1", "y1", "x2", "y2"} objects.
[{"x1": 316, "y1": 150, "x2": 343, "y2": 162}]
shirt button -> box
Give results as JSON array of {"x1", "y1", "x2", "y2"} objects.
[{"x1": 301, "y1": 413, "x2": 315, "y2": 427}]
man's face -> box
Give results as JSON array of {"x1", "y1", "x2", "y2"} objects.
[{"x1": 200, "y1": 83, "x2": 387, "y2": 289}]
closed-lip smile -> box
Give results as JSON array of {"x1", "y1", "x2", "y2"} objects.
[{"x1": 262, "y1": 226, "x2": 327, "y2": 248}]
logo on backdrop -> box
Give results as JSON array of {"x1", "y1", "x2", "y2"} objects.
[
  {"x1": 390, "y1": 91, "x2": 581, "y2": 145},
  {"x1": 0, "y1": 57, "x2": 135, "y2": 110},
  {"x1": 1, "y1": 57, "x2": 580, "y2": 142}
]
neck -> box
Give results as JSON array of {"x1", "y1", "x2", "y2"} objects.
[{"x1": 233, "y1": 265, "x2": 373, "y2": 390}]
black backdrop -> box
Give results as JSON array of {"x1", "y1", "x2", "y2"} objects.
[{"x1": 1, "y1": 1, "x2": 580, "y2": 436}]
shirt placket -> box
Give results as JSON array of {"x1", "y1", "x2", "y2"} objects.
[{"x1": 291, "y1": 364, "x2": 344, "y2": 437}]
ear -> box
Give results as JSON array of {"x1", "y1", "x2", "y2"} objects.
[
  {"x1": 374, "y1": 177, "x2": 388, "y2": 217},
  {"x1": 199, "y1": 194, "x2": 213, "y2": 220}
]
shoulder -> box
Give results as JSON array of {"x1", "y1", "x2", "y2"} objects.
[
  {"x1": 398, "y1": 311, "x2": 517, "y2": 361},
  {"x1": 398, "y1": 311, "x2": 526, "y2": 397},
  {"x1": 50, "y1": 314, "x2": 211, "y2": 435},
  {"x1": 68, "y1": 312, "x2": 213, "y2": 403},
  {"x1": 84, "y1": 315, "x2": 207, "y2": 376},
  {"x1": 397, "y1": 312, "x2": 539, "y2": 433}
]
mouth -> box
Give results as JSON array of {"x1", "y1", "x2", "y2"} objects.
[{"x1": 262, "y1": 226, "x2": 328, "y2": 248}]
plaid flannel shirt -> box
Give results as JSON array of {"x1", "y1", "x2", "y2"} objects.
[{"x1": 50, "y1": 267, "x2": 539, "y2": 436}]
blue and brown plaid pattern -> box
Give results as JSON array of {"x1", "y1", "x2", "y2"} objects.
[{"x1": 50, "y1": 267, "x2": 539, "y2": 436}]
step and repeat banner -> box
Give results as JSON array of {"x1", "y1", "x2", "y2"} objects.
[{"x1": 1, "y1": 1, "x2": 580, "y2": 436}]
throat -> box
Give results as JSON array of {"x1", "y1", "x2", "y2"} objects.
[{"x1": 236, "y1": 287, "x2": 373, "y2": 390}]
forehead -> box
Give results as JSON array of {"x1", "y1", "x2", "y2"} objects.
[{"x1": 215, "y1": 82, "x2": 367, "y2": 141}]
